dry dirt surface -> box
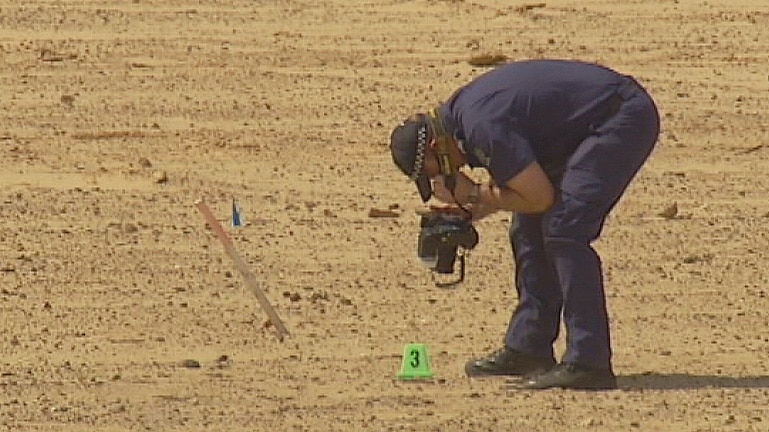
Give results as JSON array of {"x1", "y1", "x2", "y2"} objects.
[{"x1": 2, "y1": 0, "x2": 769, "y2": 431}]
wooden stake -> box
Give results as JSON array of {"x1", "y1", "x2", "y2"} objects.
[{"x1": 195, "y1": 199, "x2": 290, "y2": 341}]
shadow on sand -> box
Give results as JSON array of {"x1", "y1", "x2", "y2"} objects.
[{"x1": 619, "y1": 373, "x2": 769, "y2": 391}]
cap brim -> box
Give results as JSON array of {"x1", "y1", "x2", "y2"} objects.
[{"x1": 415, "y1": 174, "x2": 432, "y2": 202}]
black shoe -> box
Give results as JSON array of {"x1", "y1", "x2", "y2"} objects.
[
  {"x1": 511, "y1": 362, "x2": 617, "y2": 390},
  {"x1": 465, "y1": 347, "x2": 556, "y2": 377}
]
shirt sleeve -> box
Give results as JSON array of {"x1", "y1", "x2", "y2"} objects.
[{"x1": 465, "y1": 117, "x2": 535, "y2": 187}]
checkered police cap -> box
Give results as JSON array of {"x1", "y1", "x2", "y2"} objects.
[{"x1": 389, "y1": 114, "x2": 433, "y2": 202}]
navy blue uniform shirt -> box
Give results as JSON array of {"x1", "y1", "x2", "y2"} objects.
[{"x1": 438, "y1": 59, "x2": 634, "y2": 186}]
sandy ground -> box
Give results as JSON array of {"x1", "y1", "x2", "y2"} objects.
[{"x1": 2, "y1": 0, "x2": 769, "y2": 431}]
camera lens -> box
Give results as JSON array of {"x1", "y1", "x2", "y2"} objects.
[{"x1": 419, "y1": 254, "x2": 438, "y2": 269}]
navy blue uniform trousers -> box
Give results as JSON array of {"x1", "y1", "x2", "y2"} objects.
[{"x1": 505, "y1": 81, "x2": 660, "y2": 370}]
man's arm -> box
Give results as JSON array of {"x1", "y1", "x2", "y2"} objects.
[
  {"x1": 434, "y1": 161, "x2": 554, "y2": 215},
  {"x1": 482, "y1": 161, "x2": 555, "y2": 214}
]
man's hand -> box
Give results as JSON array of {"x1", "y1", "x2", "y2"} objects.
[
  {"x1": 431, "y1": 173, "x2": 500, "y2": 221},
  {"x1": 426, "y1": 203, "x2": 495, "y2": 221},
  {"x1": 428, "y1": 203, "x2": 498, "y2": 226},
  {"x1": 431, "y1": 172, "x2": 476, "y2": 204},
  {"x1": 467, "y1": 203, "x2": 497, "y2": 221},
  {"x1": 426, "y1": 205, "x2": 469, "y2": 217}
]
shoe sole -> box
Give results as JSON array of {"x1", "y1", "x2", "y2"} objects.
[
  {"x1": 506, "y1": 376, "x2": 618, "y2": 391},
  {"x1": 465, "y1": 364, "x2": 554, "y2": 379}
]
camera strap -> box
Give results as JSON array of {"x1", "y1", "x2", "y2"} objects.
[
  {"x1": 429, "y1": 107, "x2": 472, "y2": 217},
  {"x1": 429, "y1": 107, "x2": 455, "y2": 190}
]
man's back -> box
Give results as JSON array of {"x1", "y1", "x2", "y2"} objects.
[{"x1": 442, "y1": 59, "x2": 634, "y2": 178}]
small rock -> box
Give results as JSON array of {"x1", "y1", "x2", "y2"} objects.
[
  {"x1": 283, "y1": 291, "x2": 301, "y2": 302},
  {"x1": 216, "y1": 355, "x2": 232, "y2": 368},
  {"x1": 122, "y1": 223, "x2": 139, "y2": 234},
  {"x1": 110, "y1": 404, "x2": 127, "y2": 413},
  {"x1": 152, "y1": 170, "x2": 168, "y2": 183},
  {"x1": 138, "y1": 157, "x2": 152, "y2": 168},
  {"x1": 368, "y1": 207, "x2": 399, "y2": 218},
  {"x1": 659, "y1": 202, "x2": 678, "y2": 219},
  {"x1": 181, "y1": 359, "x2": 201, "y2": 368},
  {"x1": 309, "y1": 291, "x2": 329, "y2": 302},
  {"x1": 682, "y1": 255, "x2": 700, "y2": 264}
]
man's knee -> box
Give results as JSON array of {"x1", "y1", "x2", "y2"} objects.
[{"x1": 542, "y1": 192, "x2": 607, "y2": 247}]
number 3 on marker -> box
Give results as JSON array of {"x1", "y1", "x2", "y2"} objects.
[{"x1": 409, "y1": 349, "x2": 420, "y2": 368}]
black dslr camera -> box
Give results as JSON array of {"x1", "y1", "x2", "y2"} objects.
[{"x1": 417, "y1": 212, "x2": 479, "y2": 286}]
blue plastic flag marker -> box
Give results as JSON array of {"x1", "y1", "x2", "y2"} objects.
[{"x1": 232, "y1": 199, "x2": 243, "y2": 227}]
